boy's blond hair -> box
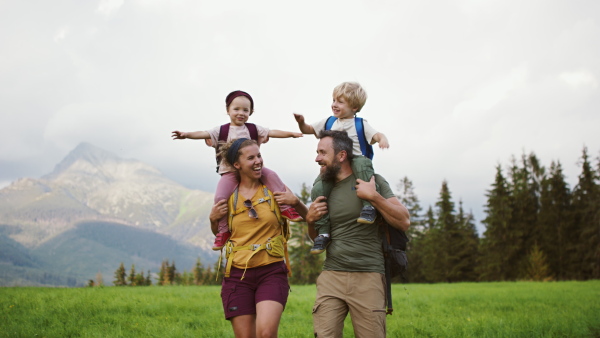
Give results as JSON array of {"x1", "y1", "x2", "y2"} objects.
[{"x1": 333, "y1": 82, "x2": 368, "y2": 112}]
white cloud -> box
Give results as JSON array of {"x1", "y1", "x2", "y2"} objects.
[
  {"x1": 560, "y1": 70, "x2": 598, "y2": 88},
  {"x1": 2, "y1": 0, "x2": 600, "y2": 234},
  {"x1": 453, "y1": 64, "x2": 529, "y2": 120},
  {"x1": 53, "y1": 26, "x2": 69, "y2": 42},
  {"x1": 96, "y1": 0, "x2": 124, "y2": 17}
]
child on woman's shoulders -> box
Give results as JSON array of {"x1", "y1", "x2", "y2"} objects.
[{"x1": 173, "y1": 90, "x2": 303, "y2": 250}]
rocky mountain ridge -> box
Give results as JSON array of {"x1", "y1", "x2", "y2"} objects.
[{"x1": 0, "y1": 142, "x2": 215, "y2": 250}]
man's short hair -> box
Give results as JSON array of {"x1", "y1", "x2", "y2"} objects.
[
  {"x1": 333, "y1": 82, "x2": 367, "y2": 112},
  {"x1": 318, "y1": 130, "x2": 354, "y2": 161}
]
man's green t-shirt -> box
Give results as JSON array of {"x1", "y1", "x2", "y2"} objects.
[{"x1": 315, "y1": 173, "x2": 395, "y2": 274}]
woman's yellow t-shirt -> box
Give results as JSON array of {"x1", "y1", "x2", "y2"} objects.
[{"x1": 229, "y1": 188, "x2": 284, "y2": 269}]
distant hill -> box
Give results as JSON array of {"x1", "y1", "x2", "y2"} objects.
[{"x1": 0, "y1": 143, "x2": 219, "y2": 286}]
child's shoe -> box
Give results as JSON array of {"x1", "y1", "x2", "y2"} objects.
[
  {"x1": 357, "y1": 206, "x2": 377, "y2": 224},
  {"x1": 310, "y1": 235, "x2": 331, "y2": 255},
  {"x1": 212, "y1": 231, "x2": 231, "y2": 251},
  {"x1": 281, "y1": 207, "x2": 303, "y2": 222}
]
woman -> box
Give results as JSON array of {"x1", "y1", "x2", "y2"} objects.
[{"x1": 210, "y1": 138, "x2": 308, "y2": 338}]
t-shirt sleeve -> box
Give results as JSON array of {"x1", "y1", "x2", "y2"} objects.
[
  {"x1": 375, "y1": 174, "x2": 395, "y2": 199},
  {"x1": 255, "y1": 124, "x2": 270, "y2": 145},
  {"x1": 206, "y1": 125, "x2": 221, "y2": 148},
  {"x1": 361, "y1": 119, "x2": 379, "y2": 144},
  {"x1": 311, "y1": 117, "x2": 329, "y2": 138}
]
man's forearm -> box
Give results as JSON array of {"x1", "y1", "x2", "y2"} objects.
[
  {"x1": 306, "y1": 220, "x2": 318, "y2": 240},
  {"x1": 370, "y1": 195, "x2": 410, "y2": 231},
  {"x1": 210, "y1": 217, "x2": 219, "y2": 235}
]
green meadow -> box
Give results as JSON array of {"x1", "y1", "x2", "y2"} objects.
[{"x1": 1, "y1": 281, "x2": 599, "y2": 337}]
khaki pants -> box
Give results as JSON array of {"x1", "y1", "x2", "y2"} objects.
[{"x1": 312, "y1": 271, "x2": 387, "y2": 338}]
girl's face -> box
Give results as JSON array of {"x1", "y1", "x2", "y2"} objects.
[
  {"x1": 331, "y1": 96, "x2": 357, "y2": 119},
  {"x1": 227, "y1": 96, "x2": 253, "y2": 126},
  {"x1": 233, "y1": 144, "x2": 263, "y2": 180}
]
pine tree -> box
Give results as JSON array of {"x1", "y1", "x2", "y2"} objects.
[
  {"x1": 508, "y1": 155, "x2": 539, "y2": 279},
  {"x1": 167, "y1": 261, "x2": 179, "y2": 285},
  {"x1": 395, "y1": 177, "x2": 425, "y2": 282},
  {"x1": 525, "y1": 244, "x2": 552, "y2": 281},
  {"x1": 415, "y1": 206, "x2": 438, "y2": 283},
  {"x1": 128, "y1": 264, "x2": 137, "y2": 286},
  {"x1": 193, "y1": 258, "x2": 205, "y2": 285},
  {"x1": 455, "y1": 201, "x2": 479, "y2": 281},
  {"x1": 424, "y1": 206, "x2": 435, "y2": 230},
  {"x1": 525, "y1": 153, "x2": 546, "y2": 250},
  {"x1": 571, "y1": 147, "x2": 600, "y2": 279},
  {"x1": 479, "y1": 165, "x2": 513, "y2": 281},
  {"x1": 420, "y1": 180, "x2": 463, "y2": 283},
  {"x1": 145, "y1": 270, "x2": 152, "y2": 286},
  {"x1": 135, "y1": 271, "x2": 146, "y2": 286},
  {"x1": 180, "y1": 270, "x2": 192, "y2": 286},
  {"x1": 434, "y1": 180, "x2": 476, "y2": 282},
  {"x1": 396, "y1": 177, "x2": 423, "y2": 229},
  {"x1": 158, "y1": 260, "x2": 168, "y2": 285},
  {"x1": 537, "y1": 161, "x2": 571, "y2": 280},
  {"x1": 113, "y1": 262, "x2": 127, "y2": 286}
]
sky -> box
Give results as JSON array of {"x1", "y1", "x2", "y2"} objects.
[{"x1": 1, "y1": 0, "x2": 599, "y2": 234}]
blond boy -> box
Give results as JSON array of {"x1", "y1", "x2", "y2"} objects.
[{"x1": 294, "y1": 82, "x2": 389, "y2": 254}]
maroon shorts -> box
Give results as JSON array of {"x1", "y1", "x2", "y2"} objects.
[{"x1": 220, "y1": 261, "x2": 290, "y2": 320}]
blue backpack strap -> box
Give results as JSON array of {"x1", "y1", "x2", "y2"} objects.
[
  {"x1": 324, "y1": 116, "x2": 336, "y2": 131},
  {"x1": 355, "y1": 117, "x2": 374, "y2": 160},
  {"x1": 245, "y1": 123, "x2": 258, "y2": 141}
]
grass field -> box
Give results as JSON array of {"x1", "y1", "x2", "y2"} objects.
[{"x1": 1, "y1": 281, "x2": 599, "y2": 337}]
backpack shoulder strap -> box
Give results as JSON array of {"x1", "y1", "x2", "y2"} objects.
[
  {"x1": 245, "y1": 123, "x2": 258, "y2": 141},
  {"x1": 225, "y1": 185, "x2": 292, "y2": 276},
  {"x1": 227, "y1": 187, "x2": 239, "y2": 232},
  {"x1": 354, "y1": 117, "x2": 374, "y2": 160},
  {"x1": 325, "y1": 116, "x2": 337, "y2": 131},
  {"x1": 215, "y1": 124, "x2": 231, "y2": 171},
  {"x1": 218, "y1": 124, "x2": 230, "y2": 142},
  {"x1": 227, "y1": 185, "x2": 287, "y2": 235}
]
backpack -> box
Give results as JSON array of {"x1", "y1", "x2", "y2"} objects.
[
  {"x1": 219, "y1": 185, "x2": 292, "y2": 280},
  {"x1": 215, "y1": 123, "x2": 259, "y2": 172},
  {"x1": 381, "y1": 221, "x2": 409, "y2": 315},
  {"x1": 324, "y1": 116, "x2": 374, "y2": 160}
]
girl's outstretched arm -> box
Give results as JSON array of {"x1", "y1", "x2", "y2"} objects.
[
  {"x1": 268, "y1": 130, "x2": 303, "y2": 138},
  {"x1": 172, "y1": 130, "x2": 211, "y2": 140}
]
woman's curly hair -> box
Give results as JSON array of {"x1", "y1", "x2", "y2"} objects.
[{"x1": 217, "y1": 138, "x2": 258, "y2": 168}]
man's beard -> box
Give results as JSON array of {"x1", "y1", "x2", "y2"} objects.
[{"x1": 321, "y1": 159, "x2": 341, "y2": 182}]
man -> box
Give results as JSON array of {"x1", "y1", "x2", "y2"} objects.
[{"x1": 305, "y1": 130, "x2": 410, "y2": 338}]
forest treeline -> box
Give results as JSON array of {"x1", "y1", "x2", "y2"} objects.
[
  {"x1": 404, "y1": 147, "x2": 599, "y2": 283},
  {"x1": 101, "y1": 147, "x2": 599, "y2": 286}
]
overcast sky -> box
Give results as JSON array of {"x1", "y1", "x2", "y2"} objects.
[{"x1": 1, "y1": 0, "x2": 599, "y2": 234}]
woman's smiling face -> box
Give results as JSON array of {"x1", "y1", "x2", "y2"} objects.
[{"x1": 234, "y1": 144, "x2": 263, "y2": 179}]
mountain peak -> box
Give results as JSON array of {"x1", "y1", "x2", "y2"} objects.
[{"x1": 45, "y1": 142, "x2": 122, "y2": 178}]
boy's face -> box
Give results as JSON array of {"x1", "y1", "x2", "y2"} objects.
[
  {"x1": 331, "y1": 96, "x2": 358, "y2": 119},
  {"x1": 227, "y1": 96, "x2": 252, "y2": 126}
]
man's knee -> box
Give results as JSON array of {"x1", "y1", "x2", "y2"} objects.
[{"x1": 312, "y1": 299, "x2": 346, "y2": 338}]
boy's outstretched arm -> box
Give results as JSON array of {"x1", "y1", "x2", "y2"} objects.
[
  {"x1": 293, "y1": 113, "x2": 316, "y2": 135},
  {"x1": 372, "y1": 132, "x2": 389, "y2": 149},
  {"x1": 268, "y1": 130, "x2": 303, "y2": 138},
  {"x1": 172, "y1": 130, "x2": 210, "y2": 140}
]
